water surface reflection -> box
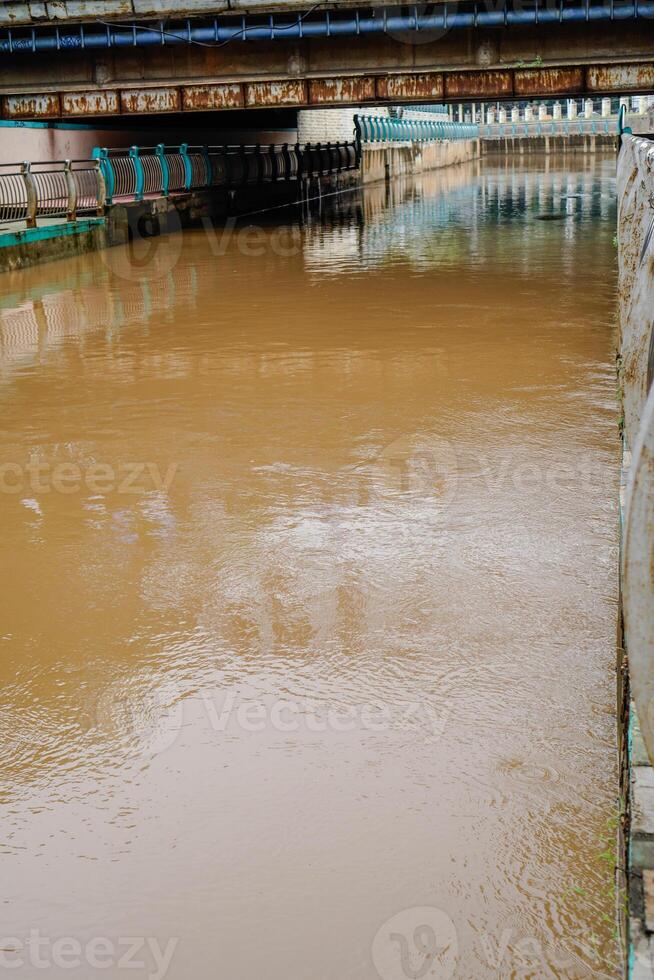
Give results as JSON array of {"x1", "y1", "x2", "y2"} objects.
[{"x1": 0, "y1": 155, "x2": 619, "y2": 978}]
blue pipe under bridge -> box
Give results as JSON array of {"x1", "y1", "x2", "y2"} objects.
[
  {"x1": 1, "y1": 1, "x2": 653, "y2": 52},
  {"x1": 354, "y1": 115, "x2": 479, "y2": 144}
]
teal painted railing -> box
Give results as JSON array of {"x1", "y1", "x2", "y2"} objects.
[
  {"x1": 354, "y1": 114, "x2": 478, "y2": 143},
  {"x1": 93, "y1": 141, "x2": 359, "y2": 205},
  {"x1": 0, "y1": 140, "x2": 361, "y2": 227}
]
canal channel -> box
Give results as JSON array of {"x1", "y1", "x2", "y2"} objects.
[{"x1": 0, "y1": 154, "x2": 620, "y2": 978}]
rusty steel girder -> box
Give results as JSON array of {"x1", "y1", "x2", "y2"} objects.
[{"x1": 3, "y1": 61, "x2": 654, "y2": 119}]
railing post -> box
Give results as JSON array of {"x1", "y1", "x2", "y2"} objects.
[
  {"x1": 202, "y1": 146, "x2": 212, "y2": 187},
  {"x1": 295, "y1": 142, "x2": 304, "y2": 180},
  {"x1": 269, "y1": 143, "x2": 278, "y2": 182},
  {"x1": 94, "y1": 159, "x2": 106, "y2": 216},
  {"x1": 240, "y1": 144, "x2": 250, "y2": 186},
  {"x1": 156, "y1": 143, "x2": 169, "y2": 196},
  {"x1": 92, "y1": 147, "x2": 113, "y2": 206},
  {"x1": 21, "y1": 161, "x2": 37, "y2": 228},
  {"x1": 219, "y1": 147, "x2": 231, "y2": 187},
  {"x1": 64, "y1": 159, "x2": 76, "y2": 221},
  {"x1": 252, "y1": 143, "x2": 264, "y2": 183},
  {"x1": 353, "y1": 114, "x2": 362, "y2": 150},
  {"x1": 179, "y1": 142, "x2": 192, "y2": 191},
  {"x1": 281, "y1": 143, "x2": 291, "y2": 181},
  {"x1": 129, "y1": 146, "x2": 144, "y2": 201},
  {"x1": 618, "y1": 103, "x2": 633, "y2": 137}
]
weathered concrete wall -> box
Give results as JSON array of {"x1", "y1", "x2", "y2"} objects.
[
  {"x1": 617, "y1": 133, "x2": 654, "y2": 979},
  {"x1": 0, "y1": 218, "x2": 107, "y2": 272},
  {"x1": 618, "y1": 135, "x2": 654, "y2": 451},
  {"x1": 482, "y1": 133, "x2": 617, "y2": 156},
  {"x1": 361, "y1": 139, "x2": 479, "y2": 184}
]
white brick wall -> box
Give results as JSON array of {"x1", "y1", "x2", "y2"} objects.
[
  {"x1": 297, "y1": 106, "x2": 449, "y2": 143},
  {"x1": 398, "y1": 108, "x2": 449, "y2": 123},
  {"x1": 297, "y1": 106, "x2": 390, "y2": 143}
]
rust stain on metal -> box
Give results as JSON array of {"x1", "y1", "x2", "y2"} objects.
[
  {"x1": 514, "y1": 67, "x2": 584, "y2": 96},
  {"x1": 182, "y1": 83, "x2": 244, "y2": 111},
  {"x1": 308, "y1": 76, "x2": 375, "y2": 105},
  {"x1": 2, "y1": 92, "x2": 61, "y2": 120},
  {"x1": 587, "y1": 63, "x2": 654, "y2": 92},
  {"x1": 245, "y1": 79, "x2": 307, "y2": 108},
  {"x1": 119, "y1": 87, "x2": 181, "y2": 114},
  {"x1": 376, "y1": 73, "x2": 444, "y2": 102},
  {"x1": 444, "y1": 70, "x2": 513, "y2": 99},
  {"x1": 62, "y1": 90, "x2": 120, "y2": 116}
]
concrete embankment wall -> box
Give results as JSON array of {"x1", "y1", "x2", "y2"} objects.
[
  {"x1": 618, "y1": 136, "x2": 654, "y2": 450},
  {"x1": 482, "y1": 133, "x2": 616, "y2": 156},
  {"x1": 361, "y1": 139, "x2": 479, "y2": 184},
  {"x1": 616, "y1": 133, "x2": 654, "y2": 979}
]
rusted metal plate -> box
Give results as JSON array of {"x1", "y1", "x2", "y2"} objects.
[
  {"x1": 245, "y1": 79, "x2": 307, "y2": 108},
  {"x1": 444, "y1": 70, "x2": 513, "y2": 99},
  {"x1": 308, "y1": 76, "x2": 375, "y2": 105},
  {"x1": 514, "y1": 67, "x2": 584, "y2": 96},
  {"x1": 62, "y1": 89, "x2": 120, "y2": 116},
  {"x1": 376, "y1": 73, "x2": 444, "y2": 102},
  {"x1": 2, "y1": 92, "x2": 61, "y2": 119},
  {"x1": 120, "y1": 87, "x2": 181, "y2": 114},
  {"x1": 182, "y1": 83, "x2": 244, "y2": 111},
  {"x1": 588, "y1": 63, "x2": 654, "y2": 93}
]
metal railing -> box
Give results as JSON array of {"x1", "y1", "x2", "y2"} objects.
[
  {"x1": 0, "y1": 140, "x2": 360, "y2": 227},
  {"x1": 355, "y1": 115, "x2": 478, "y2": 143},
  {"x1": 480, "y1": 117, "x2": 618, "y2": 138},
  {"x1": 94, "y1": 141, "x2": 359, "y2": 205},
  {"x1": 0, "y1": 159, "x2": 105, "y2": 227}
]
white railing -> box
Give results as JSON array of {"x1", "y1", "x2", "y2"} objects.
[{"x1": 0, "y1": 159, "x2": 105, "y2": 226}]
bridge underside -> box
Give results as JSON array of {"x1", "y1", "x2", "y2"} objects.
[{"x1": 2, "y1": 21, "x2": 654, "y2": 119}]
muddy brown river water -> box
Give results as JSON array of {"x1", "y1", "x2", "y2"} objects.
[{"x1": 0, "y1": 155, "x2": 620, "y2": 979}]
